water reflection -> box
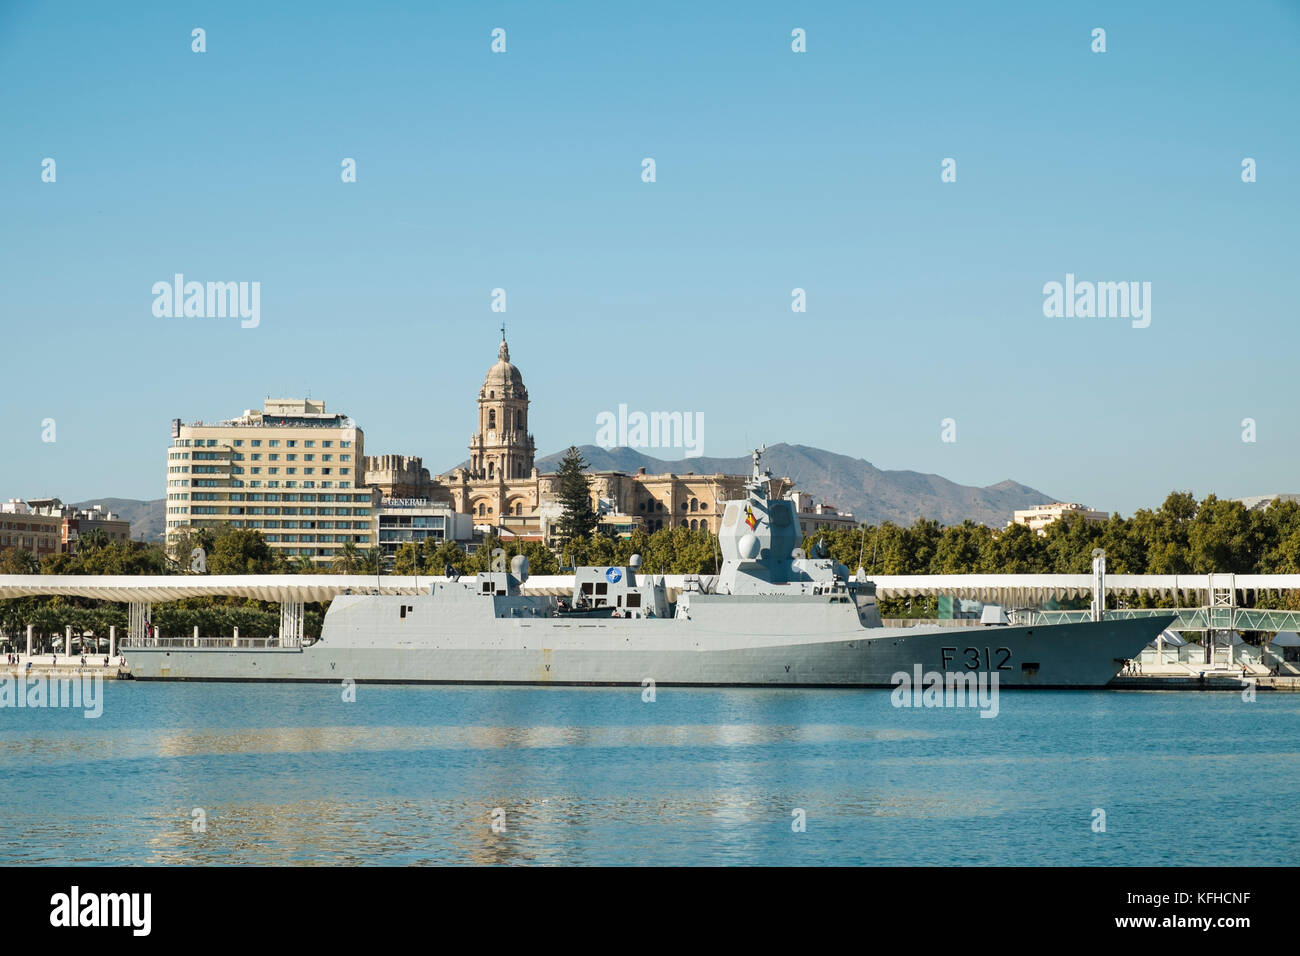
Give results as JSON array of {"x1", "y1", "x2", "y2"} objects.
[
  {"x1": 0, "y1": 723, "x2": 930, "y2": 765},
  {"x1": 3, "y1": 686, "x2": 1299, "y2": 865}
]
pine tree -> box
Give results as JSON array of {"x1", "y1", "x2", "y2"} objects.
[{"x1": 554, "y1": 446, "x2": 598, "y2": 544}]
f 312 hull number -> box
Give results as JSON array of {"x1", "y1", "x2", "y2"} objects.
[{"x1": 941, "y1": 646, "x2": 1013, "y2": 671}]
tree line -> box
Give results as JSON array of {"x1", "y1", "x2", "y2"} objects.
[{"x1": 4, "y1": 489, "x2": 1300, "y2": 647}]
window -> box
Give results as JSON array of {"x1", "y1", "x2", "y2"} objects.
[
  {"x1": 287, "y1": 440, "x2": 296, "y2": 447},
  {"x1": 305, "y1": 440, "x2": 315, "y2": 447},
  {"x1": 233, "y1": 440, "x2": 243, "y2": 447},
  {"x1": 251, "y1": 440, "x2": 262, "y2": 447}
]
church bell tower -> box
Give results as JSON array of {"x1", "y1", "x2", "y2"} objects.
[{"x1": 468, "y1": 329, "x2": 535, "y2": 482}]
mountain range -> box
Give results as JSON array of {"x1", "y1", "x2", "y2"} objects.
[
  {"x1": 78, "y1": 443, "x2": 1057, "y2": 543},
  {"x1": 533, "y1": 443, "x2": 1055, "y2": 527},
  {"x1": 71, "y1": 498, "x2": 167, "y2": 543}
]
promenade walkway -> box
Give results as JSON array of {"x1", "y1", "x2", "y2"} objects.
[{"x1": 2, "y1": 656, "x2": 133, "y2": 679}]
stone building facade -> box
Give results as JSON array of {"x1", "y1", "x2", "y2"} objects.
[
  {"x1": 445, "y1": 336, "x2": 790, "y2": 540},
  {"x1": 363, "y1": 454, "x2": 451, "y2": 505}
]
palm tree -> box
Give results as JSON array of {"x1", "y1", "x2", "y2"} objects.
[
  {"x1": 78, "y1": 528, "x2": 109, "y2": 553},
  {"x1": 359, "y1": 547, "x2": 384, "y2": 576},
  {"x1": 332, "y1": 539, "x2": 360, "y2": 574},
  {"x1": 293, "y1": 553, "x2": 315, "y2": 574}
]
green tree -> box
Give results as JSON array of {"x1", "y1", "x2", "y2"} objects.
[
  {"x1": 553, "y1": 446, "x2": 598, "y2": 545},
  {"x1": 168, "y1": 527, "x2": 218, "y2": 570},
  {"x1": 393, "y1": 542, "x2": 421, "y2": 575},
  {"x1": 359, "y1": 547, "x2": 384, "y2": 575},
  {"x1": 425, "y1": 539, "x2": 470, "y2": 576},
  {"x1": 332, "y1": 539, "x2": 360, "y2": 574},
  {"x1": 208, "y1": 528, "x2": 279, "y2": 575},
  {"x1": 0, "y1": 548, "x2": 40, "y2": 575},
  {"x1": 77, "y1": 528, "x2": 109, "y2": 553}
]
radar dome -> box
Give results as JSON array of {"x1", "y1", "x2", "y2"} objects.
[
  {"x1": 629, "y1": 554, "x2": 642, "y2": 570},
  {"x1": 738, "y1": 533, "x2": 761, "y2": 560},
  {"x1": 510, "y1": 554, "x2": 530, "y2": 583}
]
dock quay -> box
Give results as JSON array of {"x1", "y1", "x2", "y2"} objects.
[
  {"x1": 1111, "y1": 674, "x2": 1300, "y2": 691},
  {"x1": 3, "y1": 659, "x2": 134, "y2": 680}
]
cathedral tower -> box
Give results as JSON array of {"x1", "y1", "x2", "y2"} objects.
[{"x1": 468, "y1": 333, "x2": 536, "y2": 482}]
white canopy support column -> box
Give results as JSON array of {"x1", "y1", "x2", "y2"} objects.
[
  {"x1": 1090, "y1": 549, "x2": 1106, "y2": 622},
  {"x1": 279, "y1": 602, "x2": 305, "y2": 648},
  {"x1": 128, "y1": 602, "x2": 152, "y2": 644}
]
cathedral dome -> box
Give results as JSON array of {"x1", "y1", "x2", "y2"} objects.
[{"x1": 483, "y1": 338, "x2": 525, "y2": 390}]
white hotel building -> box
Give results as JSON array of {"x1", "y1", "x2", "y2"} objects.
[{"x1": 164, "y1": 399, "x2": 378, "y2": 564}]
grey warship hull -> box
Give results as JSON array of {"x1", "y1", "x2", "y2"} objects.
[
  {"x1": 126, "y1": 449, "x2": 1172, "y2": 689},
  {"x1": 126, "y1": 591, "x2": 1172, "y2": 688}
]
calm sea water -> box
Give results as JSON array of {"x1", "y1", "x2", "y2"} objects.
[{"x1": 1, "y1": 681, "x2": 1296, "y2": 865}]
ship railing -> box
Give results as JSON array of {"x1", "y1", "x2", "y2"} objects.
[{"x1": 121, "y1": 636, "x2": 281, "y2": 649}]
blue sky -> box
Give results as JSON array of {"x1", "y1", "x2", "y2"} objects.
[{"x1": 2, "y1": 0, "x2": 1298, "y2": 516}]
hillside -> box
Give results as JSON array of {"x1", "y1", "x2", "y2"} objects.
[
  {"x1": 533, "y1": 443, "x2": 1055, "y2": 527},
  {"x1": 72, "y1": 498, "x2": 166, "y2": 542}
]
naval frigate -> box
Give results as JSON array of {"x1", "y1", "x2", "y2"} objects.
[{"x1": 127, "y1": 448, "x2": 1172, "y2": 687}]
